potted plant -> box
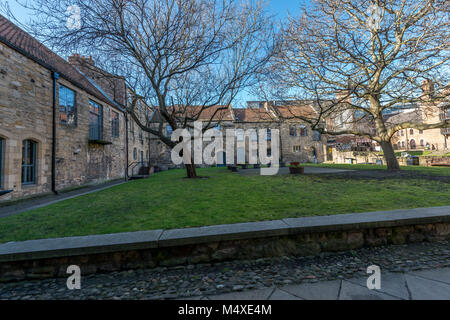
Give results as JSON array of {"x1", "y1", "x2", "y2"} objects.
[{"x1": 288, "y1": 162, "x2": 304, "y2": 174}]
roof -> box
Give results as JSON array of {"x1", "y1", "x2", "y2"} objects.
[
  {"x1": 233, "y1": 108, "x2": 277, "y2": 122},
  {"x1": 0, "y1": 14, "x2": 122, "y2": 111},
  {"x1": 275, "y1": 105, "x2": 317, "y2": 120},
  {"x1": 150, "y1": 105, "x2": 234, "y2": 123}
]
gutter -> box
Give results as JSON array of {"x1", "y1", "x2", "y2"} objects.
[
  {"x1": 51, "y1": 71, "x2": 59, "y2": 195},
  {"x1": 125, "y1": 113, "x2": 129, "y2": 181}
]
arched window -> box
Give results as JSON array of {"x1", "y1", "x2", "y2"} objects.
[
  {"x1": 133, "y1": 148, "x2": 137, "y2": 160},
  {"x1": 420, "y1": 139, "x2": 424, "y2": 147},
  {"x1": 22, "y1": 140, "x2": 37, "y2": 184},
  {"x1": 410, "y1": 139, "x2": 416, "y2": 149}
]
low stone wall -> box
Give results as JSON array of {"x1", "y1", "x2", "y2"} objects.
[{"x1": 0, "y1": 207, "x2": 449, "y2": 282}]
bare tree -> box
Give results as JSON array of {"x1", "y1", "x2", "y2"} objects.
[
  {"x1": 264, "y1": 0, "x2": 449, "y2": 170},
  {"x1": 6, "y1": 0, "x2": 273, "y2": 177}
]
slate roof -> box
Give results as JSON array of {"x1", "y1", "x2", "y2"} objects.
[{"x1": 0, "y1": 14, "x2": 121, "y2": 111}]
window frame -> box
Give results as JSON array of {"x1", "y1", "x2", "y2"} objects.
[
  {"x1": 89, "y1": 100, "x2": 103, "y2": 140},
  {"x1": 111, "y1": 110, "x2": 120, "y2": 138},
  {"x1": 22, "y1": 139, "x2": 37, "y2": 185},
  {"x1": 289, "y1": 126, "x2": 297, "y2": 137},
  {"x1": 166, "y1": 124, "x2": 173, "y2": 137},
  {"x1": 59, "y1": 85, "x2": 77, "y2": 126}
]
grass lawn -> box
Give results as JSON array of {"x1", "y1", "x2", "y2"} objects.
[
  {"x1": 302, "y1": 163, "x2": 450, "y2": 176},
  {"x1": 0, "y1": 166, "x2": 449, "y2": 244}
]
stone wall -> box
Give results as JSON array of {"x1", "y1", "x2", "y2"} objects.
[
  {"x1": 1, "y1": 221, "x2": 448, "y2": 282},
  {"x1": 0, "y1": 42, "x2": 127, "y2": 201}
]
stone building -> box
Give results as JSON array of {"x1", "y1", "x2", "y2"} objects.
[
  {"x1": 0, "y1": 15, "x2": 149, "y2": 201},
  {"x1": 147, "y1": 101, "x2": 328, "y2": 167},
  {"x1": 325, "y1": 81, "x2": 450, "y2": 164}
]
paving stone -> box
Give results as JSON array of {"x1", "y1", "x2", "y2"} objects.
[
  {"x1": 408, "y1": 268, "x2": 450, "y2": 285},
  {"x1": 404, "y1": 274, "x2": 450, "y2": 300},
  {"x1": 268, "y1": 289, "x2": 303, "y2": 300},
  {"x1": 280, "y1": 280, "x2": 341, "y2": 300},
  {"x1": 339, "y1": 281, "x2": 400, "y2": 300},
  {"x1": 208, "y1": 288, "x2": 274, "y2": 300},
  {"x1": 346, "y1": 272, "x2": 410, "y2": 299}
]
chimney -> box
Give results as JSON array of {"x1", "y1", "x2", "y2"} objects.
[
  {"x1": 422, "y1": 79, "x2": 434, "y2": 98},
  {"x1": 68, "y1": 53, "x2": 95, "y2": 66},
  {"x1": 336, "y1": 89, "x2": 352, "y2": 104}
]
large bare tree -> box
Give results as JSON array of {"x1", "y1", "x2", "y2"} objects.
[
  {"x1": 265, "y1": 0, "x2": 449, "y2": 170},
  {"x1": 5, "y1": 0, "x2": 273, "y2": 177}
]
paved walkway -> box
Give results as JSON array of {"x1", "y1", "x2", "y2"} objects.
[
  {"x1": 236, "y1": 166, "x2": 351, "y2": 176},
  {"x1": 1, "y1": 241, "x2": 448, "y2": 300},
  {"x1": 197, "y1": 267, "x2": 450, "y2": 300},
  {"x1": 0, "y1": 179, "x2": 126, "y2": 218}
]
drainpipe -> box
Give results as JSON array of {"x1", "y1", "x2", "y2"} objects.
[
  {"x1": 52, "y1": 71, "x2": 59, "y2": 194},
  {"x1": 125, "y1": 113, "x2": 129, "y2": 181}
]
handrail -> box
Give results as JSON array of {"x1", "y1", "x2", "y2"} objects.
[
  {"x1": 127, "y1": 161, "x2": 149, "y2": 178},
  {"x1": 0, "y1": 190, "x2": 13, "y2": 196}
]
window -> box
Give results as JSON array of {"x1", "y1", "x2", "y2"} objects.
[
  {"x1": 293, "y1": 145, "x2": 301, "y2": 153},
  {"x1": 250, "y1": 129, "x2": 258, "y2": 141},
  {"x1": 133, "y1": 148, "x2": 137, "y2": 160},
  {"x1": 289, "y1": 126, "x2": 297, "y2": 137},
  {"x1": 312, "y1": 130, "x2": 321, "y2": 141},
  {"x1": 420, "y1": 139, "x2": 424, "y2": 147},
  {"x1": 22, "y1": 140, "x2": 37, "y2": 185},
  {"x1": 419, "y1": 130, "x2": 423, "y2": 134},
  {"x1": 166, "y1": 125, "x2": 173, "y2": 137},
  {"x1": 59, "y1": 85, "x2": 76, "y2": 125},
  {"x1": 236, "y1": 129, "x2": 244, "y2": 141},
  {"x1": 89, "y1": 100, "x2": 103, "y2": 140},
  {"x1": 410, "y1": 129, "x2": 414, "y2": 135},
  {"x1": 267, "y1": 128, "x2": 272, "y2": 141},
  {"x1": 140, "y1": 151, "x2": 144, "y2": 162},
  {"x1": 410, "y1": 139, "x2": 416, "y2": 149},
  {"x1": 0, "y1": 138, "x2": 3, "y2": 188},
  {"x1": 111, "y1": 111, "x2": 119, "y2": 137},
  {"x1": 300, "y1": 126, "x2": 308, "y2": 137}
]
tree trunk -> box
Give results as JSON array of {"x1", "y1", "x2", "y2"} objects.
[
  {"x1": 185, "y1": 163, "x2": 198, "y2": 178},
  {"x1": 380, "y1": 140, "x2": 400, "y2": 171}
]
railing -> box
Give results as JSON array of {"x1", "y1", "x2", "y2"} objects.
[
  {"x1": 127, "y1": 161, "x2": 150, "y2": 178},
  {"x1": 89, "y1": 124, "x2": 102, "y2": 141},
  {"x1": 441, "y1": 127, "x2": 450, "y2": 135}
]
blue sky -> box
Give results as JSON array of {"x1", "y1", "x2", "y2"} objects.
[
  {"x1": 5, "y1": 0, "x2": 304, "y2": 21},
  {"x1": 3, "y1": 0, "x2": 305, "y2": 106}
]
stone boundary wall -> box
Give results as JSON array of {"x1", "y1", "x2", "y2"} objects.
[{"x1": 0, "y1": 207, "x2": 449, "y2": 282}]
